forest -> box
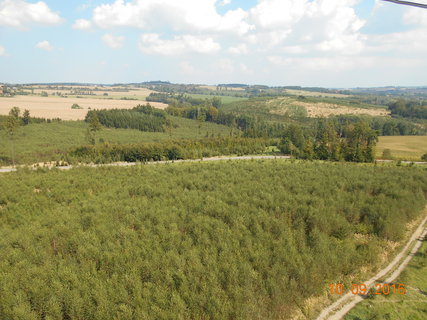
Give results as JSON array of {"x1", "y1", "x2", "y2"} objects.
[
  {"x1": 388, "y1": 99, "x2": 427, "y2": 119},
  {"x1": 85, "y1": 104, "x2": 167, "y2": 132},
  {"x1": 0, "y1": 161, "x2": 426, "y2": 319},
  {"x1": 279, "y1": 120, "x2": 378, "y2": 162}
]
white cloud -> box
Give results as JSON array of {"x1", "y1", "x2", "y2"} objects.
[
  {"x1": 216, "y1": 58, "x2": 234, "y2": 73},
  {"x1": 0, "y1": 0, "x2": 62, "y2": 29},
  {"x1": 36, "y1": 40, "x2": 53, "y2": 51},
  {"x1": 73, "y1": 19, "x2": 92, "y2": 30},
  {"x1": 248, "y1": 0, "x2": 366, "y2": 54},
  {"x1": 228, "y1": 43, "x2": 248, "y2": 55},
  {"x1": 139, "y1": 33, "x2": 220, "y2": 55},
  {"x1": 179, "y1": 61, "x2": 196, "y2": 74},
  {"x1": 0, "y1": 45, "x2": 5, "y2": 56},
  {"x1": 89, "y1": 0, "x2": 252, "y2": 35},
  {"x1": 219, "y1": 0, "x2": 231, "y2": 5},
  {"x1": 404, "y1": 6, "x2": 427, "y2": 26},
  {"x1": 239, "y1": 63, "x2": 251, "y2": 74},
  {"x1": 102, "y1": 33, "x2": 124, "y2": 49}
]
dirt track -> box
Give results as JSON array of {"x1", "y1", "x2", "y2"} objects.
[{"x1": 316, "y1": 210, "x2": 427, "y2": 320}]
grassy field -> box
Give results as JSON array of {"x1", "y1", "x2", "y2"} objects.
[
  {"x1": 223, "y1": 96, "x2": 389, "y2": 121},
  {"x1": 187, "y1": 93, "x2": 248, "y2": 104},
  {"x1": 268, "y1": 97, "x2": 389, "y2": 118},
  {"x1": 0, "y1": 161, "x2": 426, "y2": 319},
  {"x1": 376, "y1": 136, "x2": 427, "y2": 160},
  {"x1": 345, "y1": 237, "x2": 427, "y2": 320},
  {"x1": 0, "y1": 95, "x2": 167, "y2": 120},
  {"x1": 0, "y1": 117, "x2": 232, "y2": 165},
  {"x1": 285, "y1": 89, "x2": 351, "y2": 98}
]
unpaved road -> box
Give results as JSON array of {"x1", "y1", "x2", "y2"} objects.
[
  {"x1": 316, "y1": 211, "x2": 427, "y2": 320},
  {"x1": 0, "y1": 155, "x2": 291, "y2": 173}
]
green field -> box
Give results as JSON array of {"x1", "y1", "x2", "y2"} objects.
[
  {"x1": 346, "y1": 236, "x2": 427, "y2": 320},
  {"x1": 0, "y1": 117, "x2": 232, "y2": 165},
  {"x1": 377, "y1": 136, "x2": 427, "y2": 160},
  {"x1": 0, "y1": 161, "x2": 426, "y2": 319},
  {"x1": 187, "y1": 93, "x2": 248, "y2": 104}
]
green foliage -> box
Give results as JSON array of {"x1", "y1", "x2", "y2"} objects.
[
  {"x1": 0, "y1": 161, "x2": 425, "y2": 319},
  {"x1": 346, "y1": 240, "x2": 427, "y2": 320},
  {"x1": 68, "y1": 138, "x2": 270, "y2": 163},
  {"x1": 279, "y1": 120, "x2": 378, "y2": 163},
  {"x1": 85, "y1": 105, "x2": 167, "y2": 132},
  {"x1": 0, "y1": 118, "x2": 232, "y2": 165},
  {"x1": 22, "y1": 109, "x2": 30, "y2": 125},
  {"x1": 422, "y1": 153, "x2": 427, "y2": 161},
  {"x1": 388, "y1": 99, "x2": 427, "y2": 119},
  {"x1": 71, "y1": 103, "x2": 83, "y2": 109}
]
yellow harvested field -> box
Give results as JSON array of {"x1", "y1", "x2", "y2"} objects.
[
  {"x1": 0, "y1": 96, "x2": 167, "y2": 120},
  {"x1": 376, "y1": 136, "x2": 427, "y2": 160}
]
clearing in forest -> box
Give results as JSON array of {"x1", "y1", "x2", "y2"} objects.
[{"x1": 269, "y1": 97, "x2": 389, "y2": 118}]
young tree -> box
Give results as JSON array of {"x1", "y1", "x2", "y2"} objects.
[
  {"x1": 4, "y1": 111, "x2": 20, "y2": 166},
  {"x1": 22, "y1": 109, "x2": 31, "y2": 125},
  {"x1": 87, "y1": 111, "x2": 102, "y2": 145},
  {"x1": 9, "y1": 106, "x2": 21, "y2": 119}
]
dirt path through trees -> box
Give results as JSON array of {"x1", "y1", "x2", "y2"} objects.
[{"x1": 316, "y1": 210, "x2": 427, "y2": 320}]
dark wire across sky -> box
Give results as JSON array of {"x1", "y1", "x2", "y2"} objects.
[{"x1": 382, "y1": 0, "x2": 427, "y2": 9}]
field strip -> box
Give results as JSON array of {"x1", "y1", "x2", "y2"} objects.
[
  {"x1": 0, "y1": 155, "x2": 292, "y2": 173},
  {"x1": 316, "y1": 210, "x2": 427, "y2": 320}
]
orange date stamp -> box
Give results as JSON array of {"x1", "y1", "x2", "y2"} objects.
[{"x1": 329, "y1": 283, "x2": 406, "y2": 295}]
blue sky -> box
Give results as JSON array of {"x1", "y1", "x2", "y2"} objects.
[{"x1": 1, "y1": 0, "x2": 427, "y2": 87}]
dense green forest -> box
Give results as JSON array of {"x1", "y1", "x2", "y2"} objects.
[
  {"x1": 388, "y1": 99, "x2": 427, "y2": 119},
  {"x1": 279, "y1": 120, "x2": 378, "y2": 162},
  {"x1": 85, "y1": 104, "x2": 167, "y2": 132},
  {"x1": 0, "y1": 161, "x2": 426, "y2": 319}
]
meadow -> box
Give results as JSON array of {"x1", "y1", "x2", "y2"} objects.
[
  {"x1": 0, "y1": 117, "x2": 232, "y2": 165},
  {"x1": 0, "y1": 161, "x2": 426, "y2": 319},
  {"x1": 187, "y1": 93, "x2": 248, "y2": 104},
  {"x1": 221, "y1": 96, "x2": 389, "y2": 122},
  {"x1": 376, "y1": 136, "x2": 427, "y2": 160}
]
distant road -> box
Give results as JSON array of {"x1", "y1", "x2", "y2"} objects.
[
  {"x1": 0, "y1": 155, "x2": 291, "y2": 173},
  {"x1": 1, "y1": 156, "x2": 426, "y2": 174}
]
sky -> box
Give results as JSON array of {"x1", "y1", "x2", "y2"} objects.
[{"x1": 0, "y1": 0, "x2": 427, "y2": 87}]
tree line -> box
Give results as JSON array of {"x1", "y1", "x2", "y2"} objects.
[
  {"x1": 67, "y1": 137, "x2": 270, "y2": 164},
  {"x1": 388, "y1": 99, "x2": 427, "y2": 119},
  {"x1": 85, "y1": 104, "x2": 168, "y2": 132},
  {"x1": 279, "y1": 120, "x2": 378, "y2": 162}
]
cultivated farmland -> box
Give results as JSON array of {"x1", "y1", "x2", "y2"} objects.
[{"x1": 0, "y1": 96, "x2": 167, "y2": 120}]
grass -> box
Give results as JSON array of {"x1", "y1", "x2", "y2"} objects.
[
  {"x1": 345, "y1": 239, "x2": 427, "y2": 320},
  {"x1": 223, "y1": 96, "x2": 389, "y2": 121},
  {"x1": 187, "y1": 93, "x2": 248, "y2": 104},
  {"x1": 376, "y1": 136, "x2": 427, "y2": 161},
  {"x1": 0, "y1": 117, "x2": 232, "y2": 165}
]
